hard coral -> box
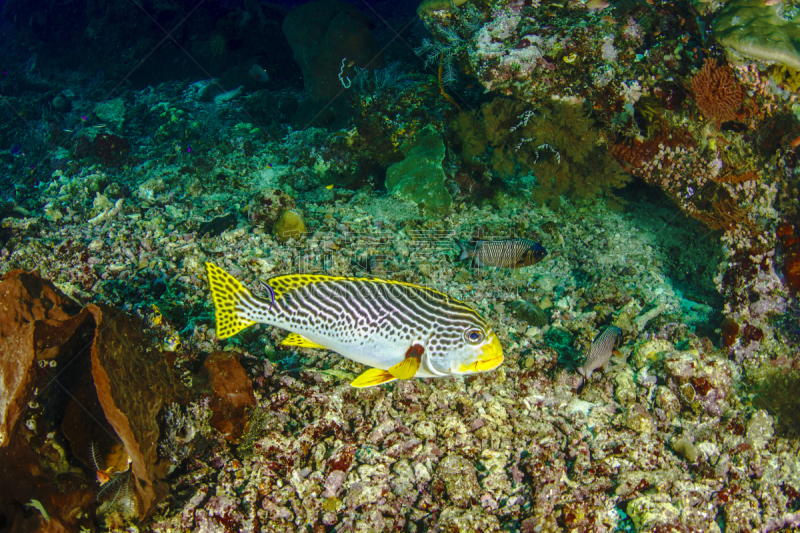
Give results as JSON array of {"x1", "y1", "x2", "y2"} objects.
[
  {"x1": 463, "y1": 97, "x2": 630, "y2": 206},
  {"x1": 610, "y1": 129, "x2": 695, "y2": 170},
  {"x1": 92, "y1": 132, "x2": 131, "y2": 167},
  {"x1": 201, "y1": 351, "x2": 256, "y2": 442},
  {"x1": 691, "y1": 58, "x2": 745, "y2": 125},
  {"x1": 777, "y1": 222, "x2": 800, "y2": 290},
  {"x1": 752, "y1": 368, "x2": 800, "y2": 439}
]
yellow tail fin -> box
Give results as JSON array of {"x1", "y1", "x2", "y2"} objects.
[{"x1": 205, "y1": 262, "x2": 257, "y2": 339}]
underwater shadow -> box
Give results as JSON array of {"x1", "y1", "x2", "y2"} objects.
[{"x1": 616, "y1": 179, "x2": 726, "y2": 338}]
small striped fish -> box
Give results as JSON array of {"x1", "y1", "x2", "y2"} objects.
[
  {"x1": 205, "y1": 263, "x2": 504, "y2": 388},
  {"x1": 455, "y1": 238, "x2": 547, "y2": 268},
  {"x1": 577, "y1": 326, "x2": 622, "y2": 387}
]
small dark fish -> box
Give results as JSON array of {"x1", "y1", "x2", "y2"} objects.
[
  {"x1": 577, "y1": 326, "x2": 622, "y2": 387},
  {"x1": 10, "y1": 143, "x2": 22, "y2": 157},
  {"x1": 455, "y1": 238, "x2": 547, "y2": 268},
  {"x1": 249, "y1": 64, "x2": 270, "y2": 82}
]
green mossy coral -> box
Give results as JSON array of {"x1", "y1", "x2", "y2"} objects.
[
  {"x1": 752, "y1": 368, "x2": 800, "y2": 439},
  {"x1": 385, "y1": 125, "x2": 453, "y2": 217},
  {"x1": 713, "y1": 0, "x2": 800, "y2": 71},
  {"x1": 452, "y1": 111, "x2": 487, "y2": 163},
  {"x1": 451, "y1": 97, "x2": 631, "y2": 207},
  {"x1": 770, "y1": 64, "x2": 800, "y2": 93},
  {"x1": 274, "y1": 210, "x2": 306, "y2": 243},
  {"x1": 633, "y1": 96, "x2": 667, "y2": 139}
]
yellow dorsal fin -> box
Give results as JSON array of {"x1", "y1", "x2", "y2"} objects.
[
  {"x1": 387, "y1": 343, "x2": 424, "y2": 379},
  {"x1": 205, "y1": 262, "x2": 256, "y2": 339},
  {"x1": 266, "y1": 274, "x2": 350, "y2": 300},
  {"x1": 281, "y1": 333, "x2": 326, "y2": 349},
  {"x1": 350, "y1": 368, "x2": 398, "y2": 388}
]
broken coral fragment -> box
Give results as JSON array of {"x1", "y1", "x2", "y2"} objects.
[{"x1": 201, "y1": 351, "x2": 256, "y2": 442}]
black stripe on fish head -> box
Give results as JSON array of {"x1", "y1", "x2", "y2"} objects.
[{"x1": 517, "y1": 244, "x2": 547, "y2": 267}]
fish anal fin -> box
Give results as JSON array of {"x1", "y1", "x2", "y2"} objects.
[
  {"x1": 281, "y1": 333, "x2": 326, "y2": 349},
  {"x1": 351, "y1": 368, "x2": 398, "y2": 388}
]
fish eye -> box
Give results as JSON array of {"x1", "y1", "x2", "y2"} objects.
[{"x1": 465, "y1": 329, "x2": 484, "y2": 344}]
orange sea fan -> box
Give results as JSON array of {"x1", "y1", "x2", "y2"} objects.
[{"x1": 691, "y1": 58, "x2": 745, "y2": 125}]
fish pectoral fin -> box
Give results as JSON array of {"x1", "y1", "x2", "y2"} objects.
[
  {"x1": 280, "y1": 333, "x2": 326, "y2": 349},
  {"x1": 351, "y1": 368, "x2": 398, "y2": 388},
  {"x1": 387, "y1": 355, "x2": 421, "y2": 380}
]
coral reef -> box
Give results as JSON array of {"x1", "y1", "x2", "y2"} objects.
[
  {"x1": 0, "y1": 269, "x2": 255, "y2": 531},
  {"x1": 691, "y1": 58, "x2": 745, "y2": 125},
  {"x1": 752, "y1": 368, "x2": 800, "y2": 439},
  {"x1": 777, "y1": 222, "x2": 800, "y2": 290},
  {"x1": 440, "y1": 0, "x2": 696, "y2": 109},
  {"x1": 248, "y1": 188, "x2": 296, "y2": 230},
  {"x1": 0, "y1": 270, "x2": 181, "y2": 529},
  {"x1": 3, "y1": 0, "x2": 800, "y2": 529},
  {"x1": 201, "y1": 351, "x2": 257, "y2": 442},
  {"x1": 274, "y1": 210, "x2": 307, "y2": 243},
  {"x1": 453, "y1": 97, "x2": 630, "y2": 205}
]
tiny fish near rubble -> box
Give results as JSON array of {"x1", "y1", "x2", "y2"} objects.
[
  {"x1": 577, "y1": 326, "x2": 623, "y2": 387},
  {"x1": 455, "y1": 238, "x2": 547, "y2": 268},
  {"x1": 205, "y1": 263, "x2": 504, "y2": 388}
]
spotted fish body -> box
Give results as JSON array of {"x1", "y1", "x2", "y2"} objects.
[
  {"x1": 205, "y1": 263, "x2": 504, "y2": 387},
  {"x1": 577, "y1": 326, "x2": 622, "y2": 386},
  {"x1": 456, "y1": 238, "x2": 547, "y2": 269}
]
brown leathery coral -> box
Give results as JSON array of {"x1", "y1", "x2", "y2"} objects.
[{"x1": 0, "y1": 270, "x2": 189, "y2": 530}]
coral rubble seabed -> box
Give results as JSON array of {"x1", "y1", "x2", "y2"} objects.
[{"x1": 1, "y1": 0, "x2": 800, "y2": 530}]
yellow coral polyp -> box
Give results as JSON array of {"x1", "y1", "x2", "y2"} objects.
[
  {"x1": 771, "y1": 65, "x2": 800, "y2": 93},
  {"x1": 150, "y1": 305, "x2": 163, "y2": 326}
]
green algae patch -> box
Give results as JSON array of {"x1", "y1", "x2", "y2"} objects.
[
  {"x1": 385, "y1": 125, "x2": 453, "y2": 217},
  {"x1": 713, "y1": 0, "x2": 800, "y2": 70}
]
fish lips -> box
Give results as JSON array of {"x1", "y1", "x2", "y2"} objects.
[{"x1": 458, "y1": 332, "x2": 504, "y2": 373}]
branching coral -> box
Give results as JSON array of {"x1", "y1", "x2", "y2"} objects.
[{"x1": 691, "y1": 58, "x2": 745, "y2": 125}]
